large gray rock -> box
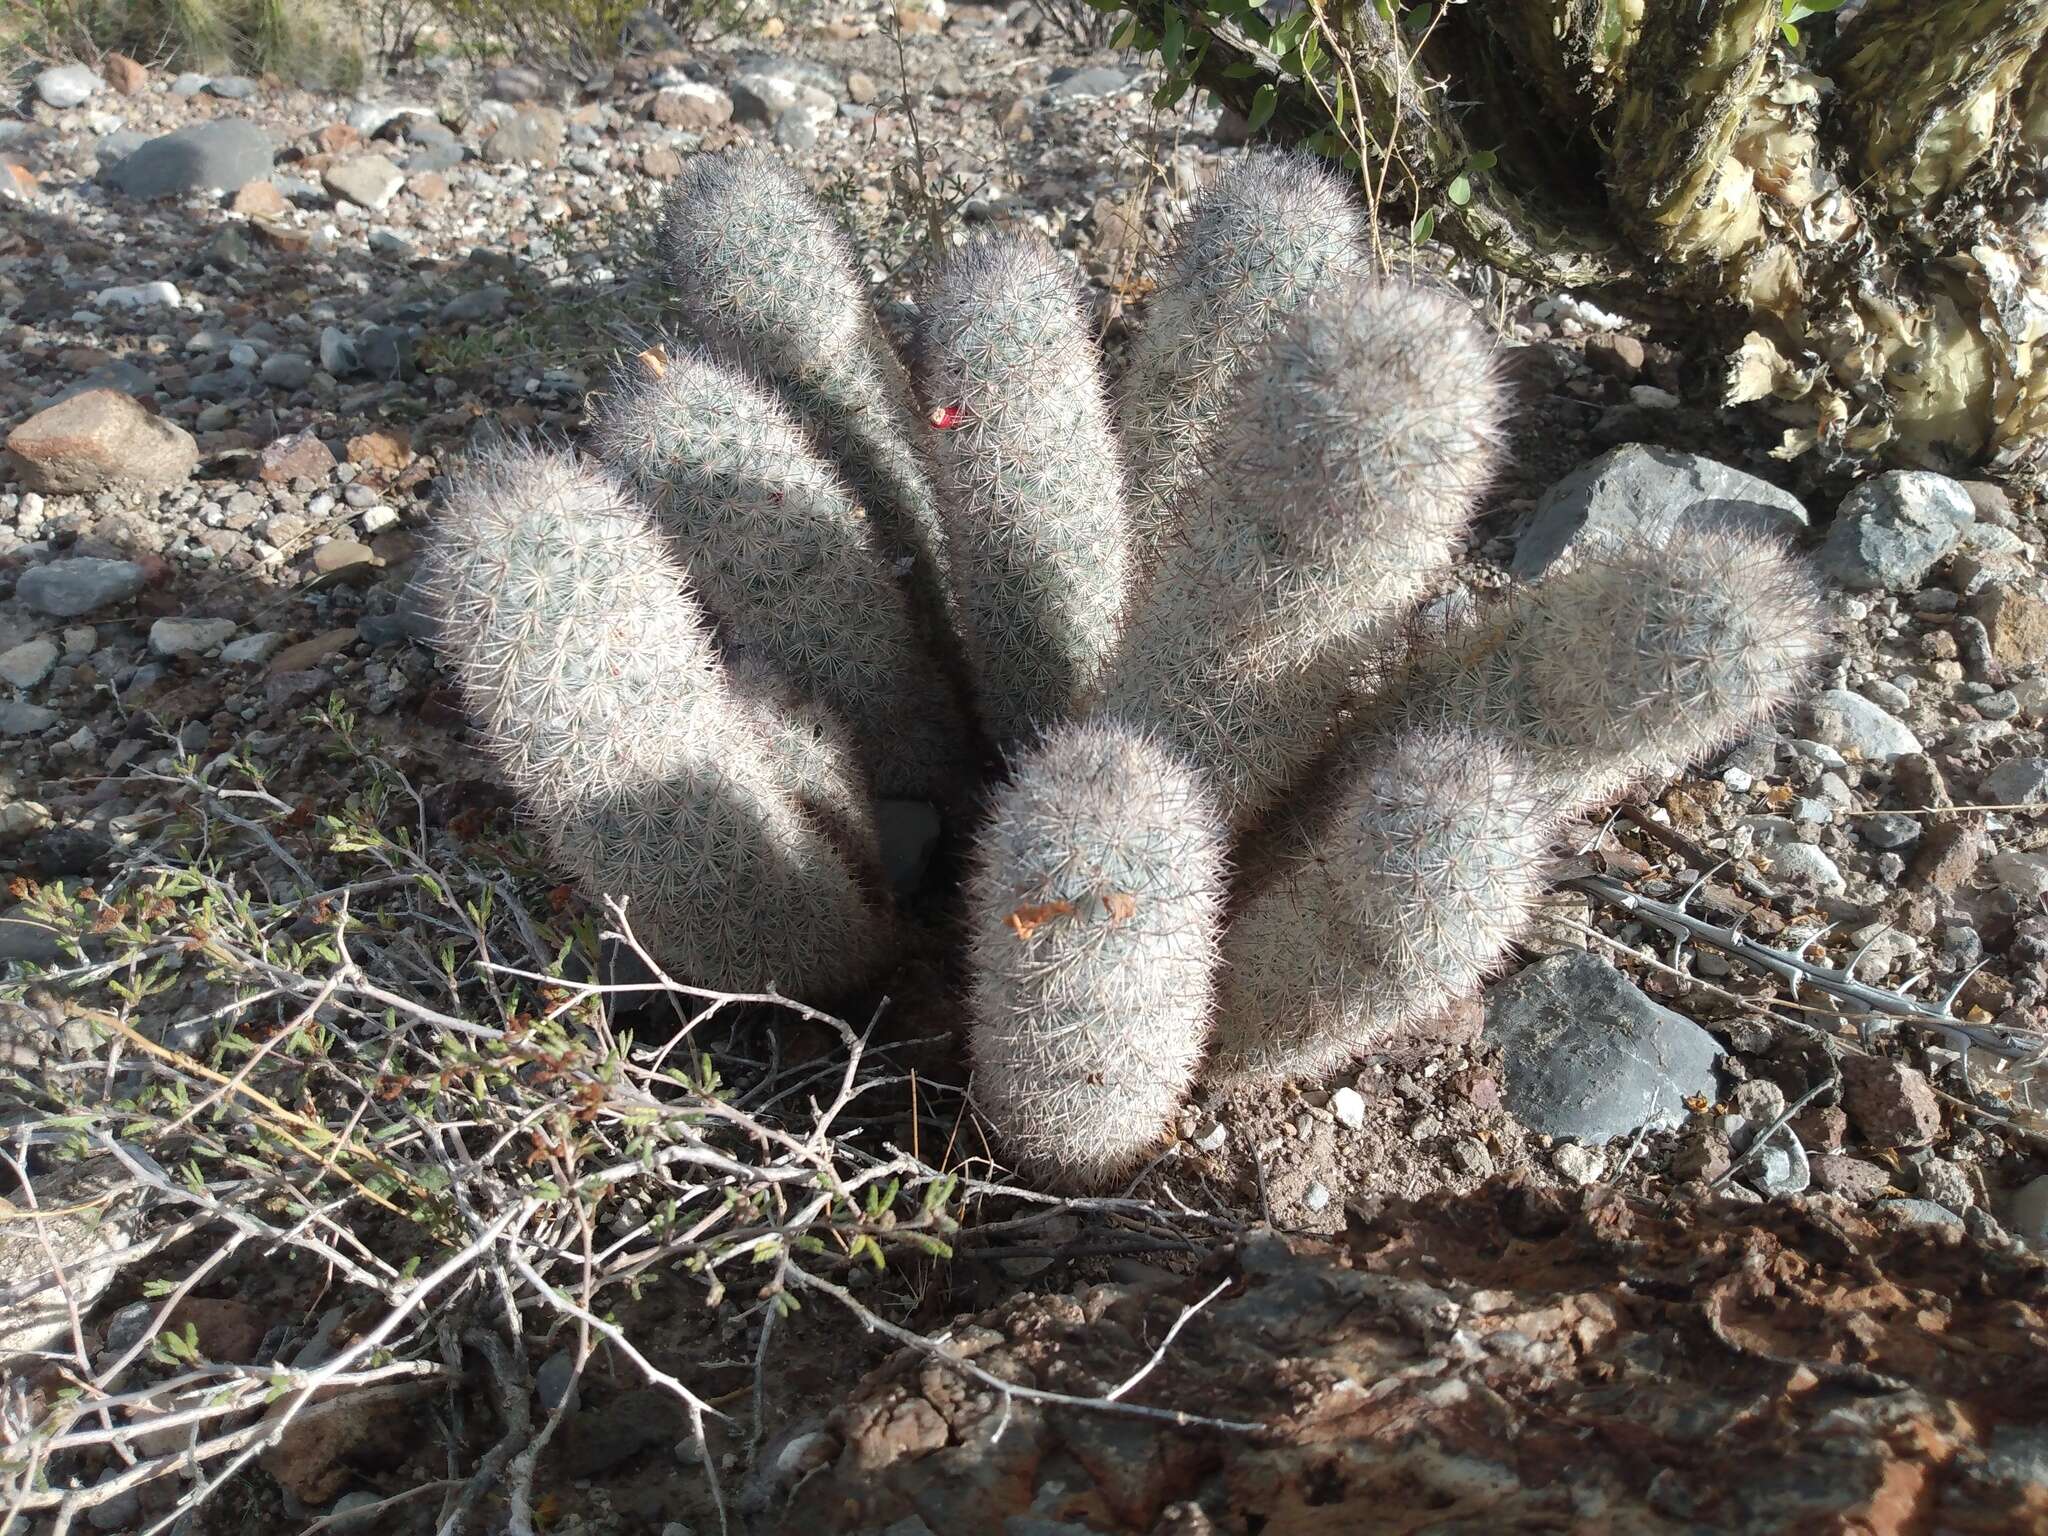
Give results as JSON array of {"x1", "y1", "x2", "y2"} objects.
[
  {"x1": 16, "y1": 558, "x2": 150, "y2": 617},
  {"x1": 729, "y1": 72, "x2": 835, "y2": 129},
  {"x1": 1484, "y1": 951, "x2": 1721, "y2": 1142},
  {"x1": 35, "y1": 64, "x2": 102, "y2": 108},
  {"x1": 5, "y1": 389, "x2": 197, "y2": 494},
  {"x1": 1981, "y1": 756, "x2": 2048, "y2": 806},
  {"x1": 1807, "y1": 688, "x2": 1922, "y2": 761},
  {"x1": 1817, "y1": 471, "x2": 1975, "y2": 591},
  {"x1": 99, "y1": 119, "x2": 276, "y2": 199},
  {"x1": 482, "y1": 107, "x2": 565, "y2": 167},
  {"x1": 1510, "y1": 445, "x2": 1810, "y2": 579}
]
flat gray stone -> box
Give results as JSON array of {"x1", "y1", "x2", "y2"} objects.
[
  {"x1": 0, "y1": 637, "x2": 59, "y2": 689},
  {"x1": 35, "y1": 64, "x2": 102, "y2": 109},
  {"x1": 148, "y1": 617, "x2": 237, "y2": 657},
  {"x1": 1817, "y1": 471, "x2": 1975, "y2": 592},
  {"x1": 1982, "y1": 756, "x2": 2048, "y2": 805},
  {"x1": 1765, "y1": 842, "x2": 1845, "y2": 896},
  {"x1": 483, "y1": 107, "x2": 565, "y2": 166},
  {"x1": 1510, "y1": 444, "x2": 1810, "y2": 579},
  {"x1": 1807, "y1": 689, "x2": 1922, "y2": 761},
  {"x1": 99, "y1": 119, "x2": 275, "y2": 199},
  {"x1": 16, "y1": 558, "x2": 149, "y2": 617},
  {"x1": 0, "y1": 702, "x2": 57, "y2": 737},
  {"x1": 0, "y1": 1159, "x2": 143, "y2": 1355},
  {"x1": 2009, "y1": 1175, "x2": 2048, "y2": 1253},
  {"x1": 1484, "y1": 952, "x2": 1721, "y2": 1142},
  {"x1": 323, "y1": 153, "x2": 404, "y2": 211},
  {"x1": 1045, "y1": 65, "x2": 1136, "y2": 100},
  {"x1": 1876, "y1": 1198, "x2": 1964, "y2": 1230}
]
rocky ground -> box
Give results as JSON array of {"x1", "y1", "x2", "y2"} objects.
[{"x1": 4, "y1": 3, "x2": 2048, "y2": 1532}]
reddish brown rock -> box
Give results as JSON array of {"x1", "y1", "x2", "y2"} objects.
[
  {"x1": 259, "y1": 429, "x2": 335, "y2": 485},
  {"x1": 4, "y1": 389, "x2": 196, "y2": 494},
  {"x1": 312, "y1": 123, "x2": 362, "y2": 156},
  {"x1": 103, "y1": 53, "x2": 148, "y2": 95},
  {"x1": 1841, "y1": 1055, "x2": 1943, "y2": 1149},
  {"x1": 260, "y1": 1381, "x2": 430, "y2": 1503},
  {"x1": 407, "y1": 170, "x2": 449, "y2": 203}
]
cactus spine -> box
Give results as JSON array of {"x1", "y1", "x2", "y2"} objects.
[
  {"x1": 1099, "y1": 279, "x2": 1504, "y2": 829},
  {"x1": 593, "y1": 344, "x2": 973, "y2": 800},
  {"x1": 920, "y1": 236, "x2": 1131, "y2": 750},
  {"x1": 658, "y1": 152, "x2": 953, "y2": 632},
  {"x1": 422, "y1": 444, "x2": 890, "y2": 993},
  {"x1": 966, "y1": 721, "x2": 1227, "y2": 1184},
  {"x1": 1115, "y1": 152, "x2": 1368, "y2": 564},
  {"x1": 1209, "y1": 728, "x2": 1551, "y2": 1085},
  {"x1": 1399, "y1": 526, "x2": 1828, "y2": 815}
]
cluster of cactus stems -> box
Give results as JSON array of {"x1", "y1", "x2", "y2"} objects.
[{"x1": 425, "y1": 149, "x2": 1827, "y2": 1187}]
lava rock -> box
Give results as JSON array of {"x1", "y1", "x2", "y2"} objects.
[
  {"x1": 1840, "y1": 1056, "x2": 1941, "y2": 1148},
  {"x1": 1484, "y1": 952, "x2": 1720, "y2": 1141}
]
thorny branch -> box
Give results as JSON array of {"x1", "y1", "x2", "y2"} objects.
[{"x1": 0, "y1": 741, "x2": 1243, "y2": 1531}]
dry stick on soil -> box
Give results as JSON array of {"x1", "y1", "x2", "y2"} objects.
[
  {"x1": 1567, "y1": 872, "x2": 2045, "y2": 1064},
  {"x1": 782, "y1": 1264, "x2": 1265, "y2": 1438}
]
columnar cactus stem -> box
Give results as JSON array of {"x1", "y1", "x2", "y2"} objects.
[
  {"x1": 1208, "y1": 728, "x2": 1551, "y2": 1086},
  {"x1": 658, "y1": 151, "x2": 953, "y2": 636},
  {"x1": 920, "y1": 236, "x2": 1131, "y2": 750},
  {"x1": 593, "y1": 344, "x2": 975, "y2": 800},
  {"x1": 966, "y1": 721, "x2": 1228, "y2": 1185},
  {"x1": 1397, "y1": 526, "x2": 1828, "y2": 815},
  {"x1": 1115, "y1": 152, "x2": 1368, "y2": 564},
  {"x1": 1099, "y1": 279, "x2": 1504, "y2": 829},
  {"x1": 422, "y1": 444, "x2": 891, "y2": 994}
]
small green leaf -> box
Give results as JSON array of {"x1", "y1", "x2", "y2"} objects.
[
  {"x1": 1470, "y1": 147, "x2": 1498, "y2": 173},
  {"x1": 1161, "y1": 7, "x2": 1185, "y2": 66},
  {"x1": 1411, "y1": 208, "x2": 1436, "y2": 244},
  {"x1": 1447, "y1": 174, "x2": 1471, "y2": 206},
  {"x1": 1247, "y1": 82, "x2": 1277, "y2": 134}
]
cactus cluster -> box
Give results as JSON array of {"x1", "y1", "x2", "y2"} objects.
[{"x1": 425, "y1": 149, "x2": 1827, "y2": 1187}]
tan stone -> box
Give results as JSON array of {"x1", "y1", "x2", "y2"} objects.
[
  {"x1": 407, "y1": 170, "x2": 449, "y2": 203},
  {"x1": 1979, "y1": 581, "x2": 2048, "y2": 669},
  {"x1": 103, "y1": 53, "x2": 148, "y2": 95},
  {"x1": 346, "y1": 427, "x2": 412, "y2": 472},
  {"x1": 4, "y1": 389, "x2": 196, "y2": 494},
  {"x1": 268, "y1": 627, "x2": 358, "y2": 672},
  {"x1": 230, "y1": 179, "x2": 287, "y2": 217},
  {"x1": 312, "y1": 122, "x2": 362, "y2": 155}
]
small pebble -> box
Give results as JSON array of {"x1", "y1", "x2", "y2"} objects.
[{"x1": 1330, "y1": 1086, "x2": 1366, "y2": 1131}]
